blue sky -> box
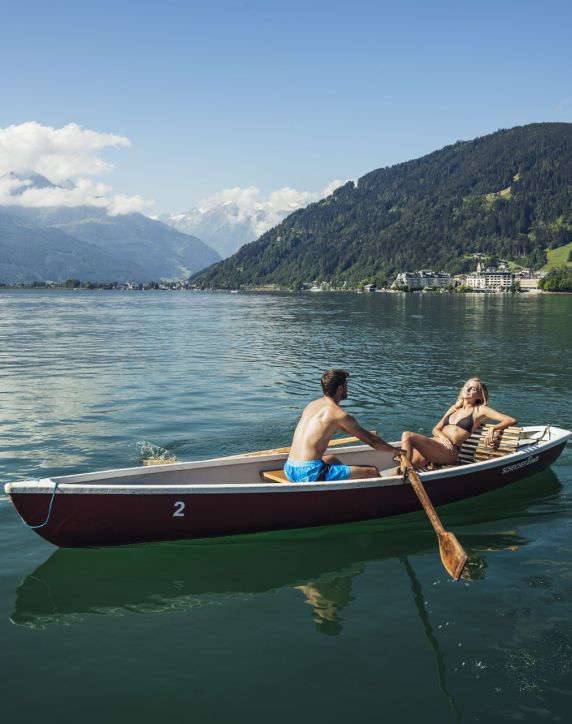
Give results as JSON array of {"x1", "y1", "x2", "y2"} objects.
[{"x1": 1, "y1": 0, "x2": 571, "y2": 214}]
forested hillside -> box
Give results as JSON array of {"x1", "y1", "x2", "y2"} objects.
[{"x1": 191, "y1": 123, "x2": 572, "y2": 288}]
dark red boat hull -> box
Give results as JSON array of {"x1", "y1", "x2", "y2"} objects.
[{"x1": 9, "y1": 442, "x2": 567, "y2": 547}]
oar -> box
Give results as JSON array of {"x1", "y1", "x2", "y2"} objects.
[
  {"x1": 240, "y1": 432, "x2": 377, "y2": 458},
  {"x1": 400, "y1": 453, "x2": 467, "y2": 580},
  {"x1": 143, "y1": 432, "x2": 376, "y2": 464}
]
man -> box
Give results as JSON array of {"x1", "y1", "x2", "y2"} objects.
[{"x1": 284, "y1": 369, "x2": 401, "y2": 482}]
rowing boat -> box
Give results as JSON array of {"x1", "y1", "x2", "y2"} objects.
[{"x1": 4, "y1": 425, "x2": 570, "y2": 548}]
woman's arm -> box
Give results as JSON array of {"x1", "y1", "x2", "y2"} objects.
[{"x1": 479, "y1": 406, "x2": 517, "y2": 446}]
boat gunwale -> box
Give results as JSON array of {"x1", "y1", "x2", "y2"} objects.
[{"x1": 5, "y1": 426, "x2": 570, "y2": 496}]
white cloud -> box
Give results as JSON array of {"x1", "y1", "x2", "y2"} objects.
[
  {"x1": 0, "y1": 121, "x2": 150, "y2": 215},
  {"x1": 197, "y1": 179, "x2": 347, "y2": 236},
  {"x1": 107, "y1": 193, "x2": 148, "y2": 215}
]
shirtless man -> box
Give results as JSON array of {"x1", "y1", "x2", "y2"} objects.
[{"x1": 284, "y1": 369, "x2": 401, "y2": 483}]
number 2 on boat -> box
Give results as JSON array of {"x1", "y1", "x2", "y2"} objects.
[{"x1": 173, "y1": 501, "x2": 185, "y2": 517}]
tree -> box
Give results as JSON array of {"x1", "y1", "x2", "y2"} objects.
[{"x1": 539, "y1": 266, "x2": 572, "y2": 292}]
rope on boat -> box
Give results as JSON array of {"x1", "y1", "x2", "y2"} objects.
[{"x1": 23, "y1": 481, "x2": 61, "y2": 529}]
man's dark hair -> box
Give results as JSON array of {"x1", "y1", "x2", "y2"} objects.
[{"x1": 321, "y1": 369, "x2": 349, "y2": 397}]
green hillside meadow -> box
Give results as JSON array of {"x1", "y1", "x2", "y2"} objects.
[{"x1": 543, "y1": 241, "x2": 572, "y2": 271}]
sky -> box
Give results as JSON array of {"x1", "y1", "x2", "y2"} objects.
[{"x1": 0, "y1": 0, "x2": 571, "y2": 216}]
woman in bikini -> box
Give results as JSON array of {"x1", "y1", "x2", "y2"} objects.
[{"x1": 400, "y1": 378, "x2": 516, "y2": 471}]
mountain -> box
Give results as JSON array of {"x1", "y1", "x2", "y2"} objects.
[
  {"x1": 0, "y1": 180, "x2": 221, "y2": 282},
  {"x1": 159, "y1": 193, "x2": 316, "y2": 259},
  {"x1": 48, "y1": 210, "x2": 221, "y2": 280},
  {"x1": 159, "y1": 204, "x2": 258, "y2": 258},
  {"x1": 190, "y1": 123, "x2": 572, "y2": 289},
  {"x1": 2, "y1": 172, "x2": 59, "y2": 194},
  {"x1": 0, "y1": 211, "x2": 145, "y2": 283}
]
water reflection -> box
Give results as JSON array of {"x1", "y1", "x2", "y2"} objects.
[
  {"x1": 11, "y1": 471, "x2": 561, "y2": 631},
  {"x1": 11, "y1": 525, "x2": 419, "y2": 630},
  {"x1": 295, "y1": 564, "x2": 363, "y2": 636},
  {"x1": 402, "y1": 555, "x2": 462, "y2": 723}
]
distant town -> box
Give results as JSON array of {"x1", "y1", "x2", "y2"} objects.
[
  {"x1": 0, "y1": 258, "x2": 558, "y2": 294},
  {"x1": 0, "y1": 279, "x2": 194, "y2": 291},
  {"x1": 391, "y1": 262, "x2": 544, "y2": 293},
  {"x1": 308, "y1": 259, "x2": 546, "y2": 294}
]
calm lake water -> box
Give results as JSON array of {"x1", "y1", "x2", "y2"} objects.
[{"x1": 1, "y1": 289, "x2": 571, "y2": 723}]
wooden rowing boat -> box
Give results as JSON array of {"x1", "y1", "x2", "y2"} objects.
[{"x1": 4, "y1": 425, "x2": 570, "y2": 548}]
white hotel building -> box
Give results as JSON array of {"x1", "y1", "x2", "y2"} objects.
[
  {"x1": 393, "y1": 270, "x2": 452, "y2": 289},
  {"x1": 465, "y1": 263, "x2": 514, "y2": 291}
]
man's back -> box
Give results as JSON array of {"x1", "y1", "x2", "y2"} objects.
[{"x1": 289, "y1": 397, "x2": 343, "y2": 461}]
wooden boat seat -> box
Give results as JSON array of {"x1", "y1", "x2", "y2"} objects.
[
  {"x1": 260, "y1": 469, "x2": 290, "y2": 483},
  {"x1": 458, "y1": 424, "x2": 523, "y2": 463}
]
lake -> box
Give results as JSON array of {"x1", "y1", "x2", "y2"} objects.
[{"x1": 0, "y1": 289, "x2": 571, "y2": 723}]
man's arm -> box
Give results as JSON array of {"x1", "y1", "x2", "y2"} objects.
[{"x1": 338, "y1": 412, "x2": 401, "y2": 455}]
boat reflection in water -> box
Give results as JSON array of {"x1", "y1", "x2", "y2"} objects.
[{"x1": 12, "y1": 471, "x2": 562, "y2": 632}]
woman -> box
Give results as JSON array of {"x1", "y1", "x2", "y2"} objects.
[{"x1": 401, "y1": 378, "x2": 516, "y2": 471}]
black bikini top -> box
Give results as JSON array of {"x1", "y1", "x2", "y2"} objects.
[{"x1": 443, "y1": 409, "x2": 474, "y2": 432}]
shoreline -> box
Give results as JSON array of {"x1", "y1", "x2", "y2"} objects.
[{"x1": 1, "y1": 285, "x2": 570, "y2": 295}]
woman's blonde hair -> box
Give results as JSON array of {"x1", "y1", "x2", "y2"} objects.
[{"x1": 455, "y1": 378, "x2": 489, "y2": 408}]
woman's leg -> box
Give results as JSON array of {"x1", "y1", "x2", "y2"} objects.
[
  {"x1": 401, "y1": 431, "x2": 457, "y2": 470},
  {"x1": 401, "y1": 431, "x2": 428, "y2": 469}
]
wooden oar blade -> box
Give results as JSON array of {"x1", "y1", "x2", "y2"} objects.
[
  {"x1": 438, "y1": 531, "x2": 468, "y2": 580},
  {"x1": 401, "y1": 453, "x2": 468, "y2": 580}
]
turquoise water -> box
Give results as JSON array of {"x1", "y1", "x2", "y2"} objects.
[{"x1": 1, "y1": 290, "x2": 571, "y2": 723}]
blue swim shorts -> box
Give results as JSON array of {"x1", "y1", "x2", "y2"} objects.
[{"x1": 284, "y1": 458, "x2": 351, "y2": 483}]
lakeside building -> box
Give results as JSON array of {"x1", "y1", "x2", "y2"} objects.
[
  {"x1": 393, "y1": 270, "x2": 452, "y2": 289},
  {"x1": 518, "y1": 277, "x2": 540, "y2": 292},
  {"x1": 465, "y1": 262, "x2": 514, "y2": 291},
  {"x1": 515, "y1": 270, "x2": 546, "y2": 292}
]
